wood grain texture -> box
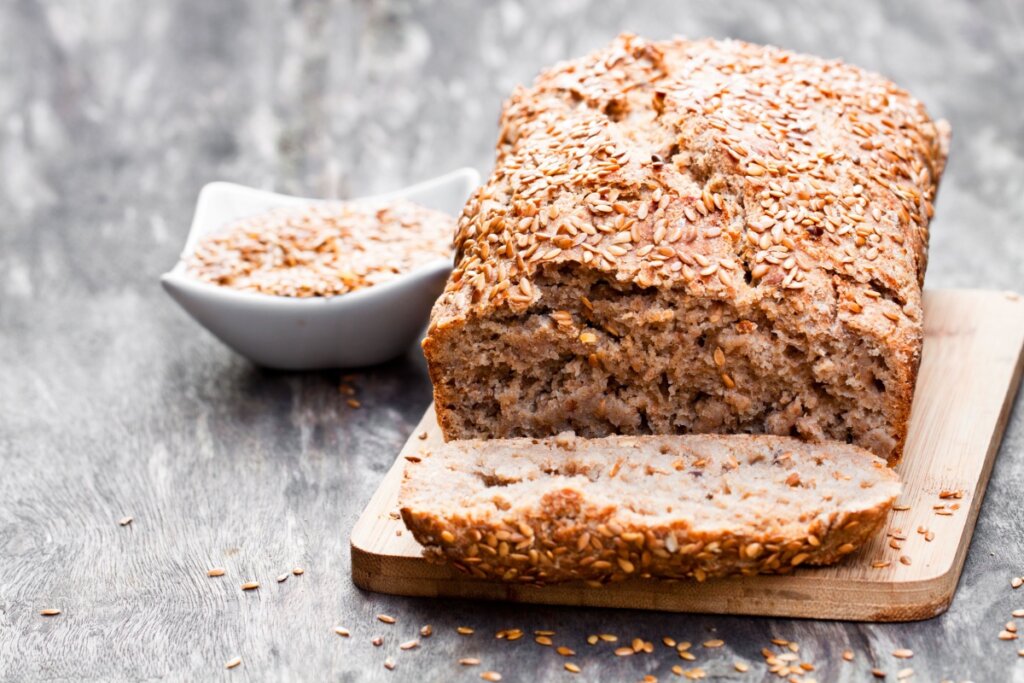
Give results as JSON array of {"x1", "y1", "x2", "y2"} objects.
[
  {"x1": 352, "y1": 290, "x2": 1024, "y2": 621},
  {"x1": 2, "y1": 0, "x2": 1024, "y2": 680}
]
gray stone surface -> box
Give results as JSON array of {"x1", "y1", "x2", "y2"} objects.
[{"x1": 1, "y1": 0, "x2": 1022, "y2": 680}]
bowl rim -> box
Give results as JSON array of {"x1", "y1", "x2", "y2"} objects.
[{"x1": 160, "y1": 167, "x2": 478, "y2": 309}]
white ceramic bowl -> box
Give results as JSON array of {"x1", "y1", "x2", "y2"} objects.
[{"x1": 161, "y1": 168, "x2": 479, "y2": 370}]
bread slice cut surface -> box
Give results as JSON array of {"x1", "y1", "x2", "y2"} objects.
[{"x1": 399, "y1": 432, "x2": 900, "y2": 584}]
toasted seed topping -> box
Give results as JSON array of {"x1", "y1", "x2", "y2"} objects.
[
  {"x1": 400, "y1": 640, "x2": 419, "y2": 650},
  {"x1": 535, "y1": 635, "x2": 553, "y2": 646},
  {"x1": 1013, "y1": 577, "x2": 1023, "y2": 589},
  {"x1": 333, "y1": 627, "x2": 350, "y2": 637},
  {"x1": 599, "y1": 633, "x2": 618, "y2": 642},
  {"x1": 39, "y1": 609, "x2": 61, "y2": 616},
  {"x1": 564, "y1": 662, "x2": 581, "y2": 673},
  {"x1": 372, "y1": 636, "x2": 383, "y2": 647},
  {"x1": 480, "y1": 672, "x2": 502, "y2": 682},
  {"x1": 842, "y1": 650, "x2": 854, "y2": 661},
  {"x1": 703, "y1": 639, "x2": 724, "y2": 648},
  {"x1": 614, "y1": 646, "x2": 635, "y2": 656},
  {"x1": 892, "y1": 648, "x2": 913, "y2": 659},
  {"x1": 383, "y1": 657, "x2": 396, "y2": 670},
  {"x1": 420, "y1": 624, "x2": 433, "y2": 637},
  {"x1": 459, "y1": 658, "x2": 480, "y2": 666},
  {"x1": 118, "y1": 516, "x2": 133, "y2": 526},
  {"x1": 456, "y1": 626, "x2": 474, "y2": 635},
  {"x1": 240, "y1": 582, "x2": 259, "y2": 591},
  {"x1": 207, "y1": 568, "x2": 225, "y2": 577},
  {"x1": 734, "y1": 662, "x2": 749, "y2": 672},
  {"x1": 556, "y1": 646, "x2": 575, "y2": 656},
  {"x1": 292, "y1": 567, "x2": 304, "y2": 575},
  {"x1": 377, "y1": 614, "x2": 396, "y2": 624},
  {"x1": 276, "y1": 574, "x2": 289, "y2": 583},
  {"x1": 225, "y1": 657, "x2": 242, "y2": 670}
]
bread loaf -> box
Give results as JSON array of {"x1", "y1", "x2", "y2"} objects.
[
  {"x1": 423, "y1": 35, "x2": 949, "y2": 463},
  {"x1": 399, "y1": 432, "x2": 900, "y2": 584}
]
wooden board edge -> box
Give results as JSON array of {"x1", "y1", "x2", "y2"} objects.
[{"x1": 349, "y1": 289, "x2": 1024, "y2": 622}]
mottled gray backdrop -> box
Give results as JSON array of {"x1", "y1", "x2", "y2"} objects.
[{"x1": 0, "y1": 0, "x2": 1021, "y2": 681}]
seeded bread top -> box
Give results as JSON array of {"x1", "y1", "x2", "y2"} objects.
[{"x1": 431, "y1": 34, "x2": 949, "y2": 339}]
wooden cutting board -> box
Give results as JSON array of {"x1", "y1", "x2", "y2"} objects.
[{"x1": 350, "y1": 289, "x2": 1024, "y2": 622}]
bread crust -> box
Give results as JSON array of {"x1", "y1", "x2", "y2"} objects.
[
  {"x1": 424, "y1": 35, "x2": 949, "y2": 463},
  {"x1": 400, "y1": 433, "x2": 900, "y2": 584}
]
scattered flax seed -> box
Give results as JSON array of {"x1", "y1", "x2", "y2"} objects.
[
  {"x1": 459, "y1": 658, "x2": 480, "y2": 666},
  {"x1": 556, "y1": 646, "x2": 575, "y2": 657},
  {"x1": 734, "y1": 662, "x2": 749, "y2": 672},
  {"x1": 564, "y1": 663, "x2": 581, "y2": 673},
  {"x1": 383, "y1": 657, "x2": 396, "y2": 671},
  {"x1": 672, "y1": 664, "x2": 684, "y2": 676},
  {"x1": 241, "y1": 582, "x2": 260, "y2": 591},
  {"x1": 631, "y1": 637, "x2": 645, "y2": 652},
  {"x1": 897, "y1": 668, "x2": 914, "y2": 680},
  {"x1": 276, "y1": 574, "x2": 289, "y2": 583},
  {"x1": 1018, "y1": 649, "x2": 1024, "y2": 657},
  {"x1": 703, "y1": 639, "x2": 724, "y2": 648},
  {"x1": 39, "y1": 609, "x2": 61, "y2": 616},
  {"x1": 1008, "y1": 622, "x2": 1019, "y2": 633},
  {"x1": 225, "y1": 657, "x2": 242, "y2": 670},
  {"x1": 207, "y1": 568, "x2": 225, "y2": 577},
  {"x1": 842, "y1": 650, "x2": 854, "y2": 661},
  {"x1": 399, "y1": 639, "x2": 419, "y2": 650},
  {"x1": 372, "y1": 636, "x2": 383, "y2": 647},
  {"x1": 456, "y1": 626, "x2": 474, "y2": 635},
  {"x1": 1014, "y1": 610, "x2": 1024, "y2": 618},
  {"x1": 872, "y1": 560, "x2": 892, "y2": 569},
  {"x1": 899, "y1": 555, "x2": 912, "y2": 566},
  {"x1": 683, "y1": 668, "x2": 706, "y2": 680},
  {"x1": 535, "y1": 635, "x2": 553, "y2": 646},
  {"x1": 420, "y1": 624, "x2": 433, "y2": 637},
  {"x1": 614, "y1": 646, "x2": 635, "y2": 656},
  {"x1": 999, "y1": 630, "x2": 1018, "y2": 640},
  {"x1": 892, "y1": 648, "x2": 913, "y2": 659},
  {"x1": 587, "y1": 634, "x2": 599, "y2": 645},
  {"x1": 292, "y1": 567, "x2": 304, "y2": 576},
  {"x1": 599, "y1": 633, "x2": 618, "y2": 642},
  {"x1": 535, "y1": 629, "x2": 556, "y2": 636},
  {"x1": 346, "y1": 399, "x2": 361, "y2": 409},
  {"x1": 118, "y1": 516, "x2": 133, "y2": 526},
  {"x1": 418, "y1": 431, "x2": 428, "y2": 440},
  {"x1": 871, "y1": 668, "x2": 886, "y2": 678},
  {"x1": 377, "y1": 614, "x2": 396, "y2": 624},
  {"x1": 892, "y1": 504, "x2": 911, "y2": 511},
  {"x1": 1013, "y1": 577, "x2": 1023, "y2": 589},
  {"x1": 333, "y1": 627, "x2": 350, "y2": 637},
  {"x1": 480, "y1": 672, "x2": 502, "y2": 682},
  {"x1": 676, "y1": 641, "x2": 692, "y2": 651},
  {"x1": 678, "y1": 651, "x2": 697, "y2": 661}
]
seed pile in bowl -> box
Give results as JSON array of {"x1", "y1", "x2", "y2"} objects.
[{"x1": 186, "y1": 199, "x2": 455, "y2": 298}]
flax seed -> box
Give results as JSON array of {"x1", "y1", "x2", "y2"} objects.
[
  {"x1": 333, "y1": 627, "x2": 350, "y2": 637},
  {"x1": 241, "y1": 582, "x2": 259, "y2": 591},
  {"x1": 457, "y1": 626, "x2": 474, "y2": 635},
  {"x1": 225, "y1": 657, "x2": 241, "y2": 670},
  {"x1": 39, "y1": 609, "x2": 61, "y2": 616},
  {"x1": 207, "y1": 568, "x2": 225, "y2": 577},
  {"x1": 377, "y1": 614, "x2": 396, "y2": 624}
]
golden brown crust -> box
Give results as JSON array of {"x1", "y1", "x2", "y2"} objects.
[
  {"x1": 399, "y1": 432, "x2": 900, "y2": 584},
  {"x1": 424, "y1": 35, "x2": 948, "y2": 463}
]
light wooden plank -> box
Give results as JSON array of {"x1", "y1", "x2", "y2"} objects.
[{"x1": 350, "y1": 290, "x2": 1024, "y2": 621}]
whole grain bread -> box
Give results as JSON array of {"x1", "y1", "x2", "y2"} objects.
[
  {"x1": 399, "y1": 432, "x2": 900, "y2": 584},
  {"x1": 423, "y1": 35, "x2": 950, "y2": 464}
]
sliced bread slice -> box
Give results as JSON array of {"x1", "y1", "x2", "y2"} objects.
[{"x1": 399, "y1": 432, "x2": 900, "y2": 584}]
